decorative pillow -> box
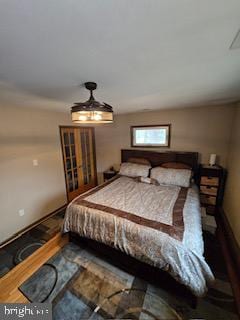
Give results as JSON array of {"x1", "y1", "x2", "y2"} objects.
[
  {"x1": 134, "y1": 176, "x2": 159, "y2": 185},
  {"x1": 128, "y1": 157, "x2": 151, "y2": 166},
  {"x1": 119, "y1": 162, "x2": 151, "y2": 178},
  {"x1": 161, "y1": 162, "x2": 192, "y2": 170},
  {"x1": 150, "y1": 167, "x2": 191, "y2": 188}
]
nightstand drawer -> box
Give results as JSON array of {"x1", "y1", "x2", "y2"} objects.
[
  {"x1": 200, "y1": 176, "x2": 219, "y2": 186},
  {"x1": 206, "y1": 205, "x2": 216, "y2": 215},
  {"x1": 200, "y1": 194, "x2": 217, "y2": 205},
  {"x1": 200, "y1": 186, "x2": 218, "y2": 196}
]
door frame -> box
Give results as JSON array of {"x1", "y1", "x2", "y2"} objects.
[{"x1": 59, "y1": 125, "x2": 98, "y2": 203}]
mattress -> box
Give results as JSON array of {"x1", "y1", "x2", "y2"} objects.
[{"x1": 62, "y1": 175, "x2": 214, "y2": 296}]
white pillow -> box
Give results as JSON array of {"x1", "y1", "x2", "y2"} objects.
[
  {"x1": 150, "y1": 167, "x2": 191, "y2": 188},
  {"x1": 119, "y1": 162, "x2": 151, "y2": 178}
]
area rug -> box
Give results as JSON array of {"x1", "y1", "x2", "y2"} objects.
[{"x1": 19, "y1": 232, "x2": 238, "y2": 320}]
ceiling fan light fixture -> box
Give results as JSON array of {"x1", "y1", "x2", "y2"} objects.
[{"x1": 71, "y1": 82, "x2": 114, "y2": 124}]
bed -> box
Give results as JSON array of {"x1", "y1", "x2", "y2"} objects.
[{"x1": 62, "y1": 149, "x2": 214, "y2": 299}]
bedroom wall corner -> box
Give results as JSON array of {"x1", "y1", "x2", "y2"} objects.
[{"x1": 223, "y1": 104, "x2": 240, "y2": 247}]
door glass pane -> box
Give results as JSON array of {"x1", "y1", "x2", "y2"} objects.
[
  {"x1": 73, "y1": 168, "x2": 78, "y2": 178},
  {"x1": 71, "y1": 145, "x2": 75, "y2": 157},
  {"x1": 67, "y1": 171, "x2": 72, "y2": 183},
  {"x1": 72, "y1": 157, "x2": 77, "y2": 168},
  {"x1": 69, "y1": 182, "x2": 73, "y2": 192},
  {"x1": 64, "y1": 132, "x2": 69, "y2": 145},
  {"x1": 70, "y1": 132, "x2": 75, "y2": 144},
  {"x1": 67, "y1": 171, "x2": 73, "y2": 192},
  {"x1": 65, "y1": 146, "x2": 70, "y2": 158},
  {"x1": 66, "y1": 159, "x2": 71, "y2": 170}
]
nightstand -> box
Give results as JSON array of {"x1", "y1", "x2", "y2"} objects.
[
  {"x1": 103, "y1": 170, "x2": 118, "y2": 181},
  {"x1": 201, "y1": 207, "x2": 217, "y2": 234},
  {"x1": 198, "y1": 164, "x2": 227, "y2": 215}
]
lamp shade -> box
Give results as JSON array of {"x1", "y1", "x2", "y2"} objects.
[
  {"x1": 209, "y1": 154, "x2": 217, "y2": 166},
  {"x1": 71, "y1": 82, "x2": 113, "y2": 124},
  {"x1": 71, "y1": 110, "x2": 113, "y2": 123}
]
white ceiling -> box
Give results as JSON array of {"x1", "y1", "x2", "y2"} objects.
[{"x1": 0, "y1": 0, "x2": 240, "y2": 114}]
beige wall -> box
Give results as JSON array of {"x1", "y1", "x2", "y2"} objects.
[
  {"x1": 223, "y1": 105, "x2": 240, "y2": 246},
  {"x1": 0, "y1": 105, "x2": 71, "y2": 243},
  {"x1": 0, "y1": 103, "x2": 238, "y2": 244},
  {"x1": 95, "y1": 105, "x2": 235, "y2": 183}
]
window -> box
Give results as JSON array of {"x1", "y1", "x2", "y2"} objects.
[{"x1": 131, "y1": 125, "x2": 171, "y2": 147}]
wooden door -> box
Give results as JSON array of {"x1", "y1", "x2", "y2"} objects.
[{"x1": 60, "y1": 126, "x2": 97, "y2": 201}]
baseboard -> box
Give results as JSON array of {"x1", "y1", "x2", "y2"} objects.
[
  {"x1": 0, "y1": 204, "x2": 67, "y2": 249},
  {"x1": 218, "y1": 208, "x2": 240, "y2": 271}
]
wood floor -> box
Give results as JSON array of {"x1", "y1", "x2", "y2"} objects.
[{"x1": 0, "y1": 232, "x2": 69, "y2": 303}]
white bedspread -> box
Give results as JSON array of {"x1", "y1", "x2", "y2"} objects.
[{"x1": 63, "y1": 176, "x2": 214, "y2": 296}]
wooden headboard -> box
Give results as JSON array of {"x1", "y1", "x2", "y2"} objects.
[{"x1": 121, "y1": 149, "x2": 199, "y2": 178}]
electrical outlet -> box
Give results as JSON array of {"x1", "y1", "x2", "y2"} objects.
[
  {"x1": 19, "y1": 209, "x2": 25, "y2": 217},
  {"x1": 33, "y1": 159, "x2": 38, "y2": 166}
]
